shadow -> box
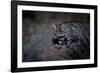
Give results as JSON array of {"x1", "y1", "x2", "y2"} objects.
[{"x1": 12, "y1": 72, "x2": 22, "y2": 73}]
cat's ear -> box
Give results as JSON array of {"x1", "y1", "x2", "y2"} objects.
[
  {"x1": 50, "y1": 24, "x2": 58, "y2": 37},
  {"x1": 52, "y1": 24, "x2": 57, "y2": 31}
]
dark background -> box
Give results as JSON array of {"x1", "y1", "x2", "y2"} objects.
[{"x1": 22, "y1": 10, "x2": 90, "y2": 62}]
